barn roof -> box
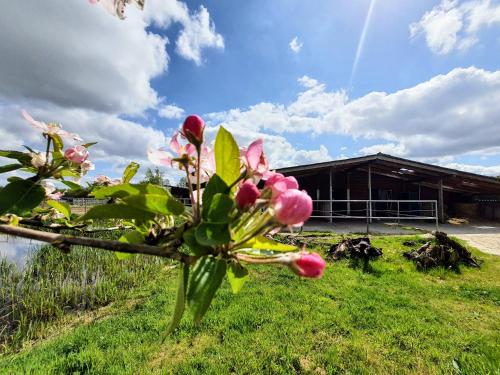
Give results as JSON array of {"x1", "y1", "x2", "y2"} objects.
[{"x1": 276, "y1": 153, "x2": 500, "y2": 195}]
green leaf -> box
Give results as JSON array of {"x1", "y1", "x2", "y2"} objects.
[
  {"x1": 61, "y1": 180, "x2": 82, "y2": 190},
  {"x1": 167, "y1": 264, "x2": 189, "y2": 333},
  {"x1": 214, "y1": 127, "x2": 240, "y2": 189},
  {"x1": 202, "y1": 193, "x2": 233, "y2": 224},
  {"x1": 0, "y1": 180, "x2": 46, "y2": 216},
  {"x1": 116, "y1": 230, "x2": 144, "y2": 259},
  {"x1": 187, "y1": 256, "x2": 226, "y2": 324},
  {"x1": 52, "y1": 150, "x2": 65, "y2": 163},
  {"x1": 122, "y1": 162, "x2": 140, "y2": 184},
  {"x1": 76, "y1": 204, "x2": 155, "y2": 222},
  {"x1": 60, "y1": 169, "x2": 80, "y2": 178},
  {"x1": 234, "y1": 235, "x2": 298, "y2": 252},
  {"x1": 46, "y1": 200, "x2": 71, "y2": 219},
  {"x1": 92, "y1": 183, "x2": 169, "y2": 199},
  {"x1": 202, "y1": 174, "x2": 229, "y2": 208},
  {"x1": 49, "y1": 134, "x2": 64, "y2": 152},
  {"x1": 0, "y1": 163, "x2": 23, "y2": 174},
  {"x1": 7, "y1": 176, "x2": 23, "y2": 183},
  {"x1": 227, "y1": 262, "x2": 249, "y2": 294},
  {"x1": 82, "y1": 142, "x2": 98, "y2": 148},
  {"x1": 122, "y1": 194, "x2": 184, "y2": 216},
  {"x1": 195, "y1": 223, "x2": 231, "y2": 246},
  {"x1": 0, "y1": 150, "x2": 32, "y2": 165},
  {"x1": 183, "y1": 228, "x2": 212, "y2": 256}
]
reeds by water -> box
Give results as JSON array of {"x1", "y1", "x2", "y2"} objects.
[{"x1": 0, "y1": 229, "x2": 167, "y2": 353}]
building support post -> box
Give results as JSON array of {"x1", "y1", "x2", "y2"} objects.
[
  {"x1": 346, "y1": 172, "x2": 351, "y2": 216},
  {"x1": 438, "y1": 179, "x2": 444, "y2": 224},
  {"x1": 329, "y1": 167, "x2": 333, "y2": 223},
  {"x1": 368, "y1": 164, "x2": 372, "y2": 223}
]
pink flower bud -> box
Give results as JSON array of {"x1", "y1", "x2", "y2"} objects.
[
  {"x1": 265, "y1": 172, "x2": 299, "y2": 199},
  {"x1": 274, "y1": 189, "x2": 312, "y2": 226},
  {"x1": 64, "y1": 145, "x2": 89, "y2": 164},
  {"x1": 182, "y1": 115, "x2": 205, "y2": 146},
  {"x1": 235, "y1": 180, "x2": 260, "y2": 209},
  {"x1": 290, "y1": 252, "x2": 326, "y2": 278}
]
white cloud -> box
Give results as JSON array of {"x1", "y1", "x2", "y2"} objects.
[
  {"x1": 440, "y1": 162, "x2": 500, "y2": 176},
  {"x1": 359, "y1": 143, "x2": 408, "y2": 156},
  {"x1": 175, "y1": 6, "x2": 224, "y2": 65},
  {"x1": 203, "y1": 126, "x2": 331, "y2": 169},
  {"x1": 0, "y1": 0, "x2": 224, "y2": 182},
  {"x1": 0, "y1": 102, "x2": 165, "y2": 164},
  {"x1": 0, "y1": 0, "x2": 223, "y2": 115},
  {"x1": 410, "y1": 0, "x2": 500, "y2": 54},
  {"x1": 0, "y1": 1, "x2": 166, "y2": 115},
  {"x1": 289, "y1": 36, "x2": 303, "y2": 53},
  {"x1": 158, "y1": 104, "x2": 185, "y2": 119},
  {"x1": 206, "y1": 67, "x2": 500, "y2": 174}
]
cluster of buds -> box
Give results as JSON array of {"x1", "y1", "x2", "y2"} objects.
[
  {"x1": 94, "y1": 175, "x2": 121, "y2": 186},
  {"x1": 22, "y1": 111, "x2": 95, "y2": 179},
  {"x1": 149, "y1": 114, "x2": 325, "y2": 279}
]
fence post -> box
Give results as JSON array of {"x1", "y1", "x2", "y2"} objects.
[
  {"x1": 366, "y1": 201, "x2": 370, "y2": 235},
  {"x1": 435, "y1": 201, "x2": 439, "y2": 232}
]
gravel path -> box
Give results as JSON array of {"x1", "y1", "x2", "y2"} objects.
[{"x1": 453, "y1": 234, "x2": 500, "y2": 256}]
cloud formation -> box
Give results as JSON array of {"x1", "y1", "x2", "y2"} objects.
[
  {"x1": 289, "y1": 37, "x2": 303, "y2": 53},
  {"x1": 410, "y1": 0, "x2": 500, "y2": 54},
  {"x1": 206, "y1": 67, "x2": 500, "y2": 174},
  {"x1": 0, "y1": 0, "x2": 225, "y2": 182},
  {"x1": 158, "y1": 104, "x2": 186, "y2": 119}
]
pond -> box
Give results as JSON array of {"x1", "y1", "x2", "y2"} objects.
[{"x1": 0, "y1": 235, "x2": 43, "y2": 269}]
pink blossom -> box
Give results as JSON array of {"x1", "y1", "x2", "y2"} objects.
[
  {"x1": 265, "y1": 172, "x2": 299, "y2": 199},
  {"x1": 199, "y1": 146, "x2": 216, "y2": 182},
  {"x1": 181, "y1": 115, "x2": 205, "y2": 146},
  {"x1": 290, "y1": 252, "x2": 326, "y2": 278},
  {"x1": 95, "y1": 175, "x2": 120, "y2": 186},
  {"x1": 273, "y1": 189, "x2": 312, "y2": 226},
  {"x1": 235, "y1": 180, "x2": 260, "y2": 209},
  {"x1": 22, "y1": 110, "x2": 82, "y2": 141},
  {"x1": 242, "y1": 139, "x2": 269, "y2": 181},
  {"x1": 29, "y1": 152, "x2": 47, "y2": 168},
  {"x1": 89, "y1": 0, "x2": 144, "y2": 20},
  {"x1": 81, "y1": 159, "x2": 95, "y2": 173},
  {"x1": 41, "y1": 181, "x2": 63, "y2": 200},
  {"x1": 64, "y1": 146, "x2": 89, "y2": 164},
  {"x1": 148, "y1": 132, "x2": 196, "y2": 168}
]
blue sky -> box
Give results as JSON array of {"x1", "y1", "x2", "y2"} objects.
[{"x1": 1, "y1": 0, "x2": 500, "y2": 182}]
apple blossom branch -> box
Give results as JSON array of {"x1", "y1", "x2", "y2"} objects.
[{"x1": 0, "y1": 224, "x2": 194, "y2": 264}]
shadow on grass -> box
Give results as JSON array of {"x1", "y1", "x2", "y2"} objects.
[{"x1": 348, "y1": 258, "x2": 383, "y2": 276}]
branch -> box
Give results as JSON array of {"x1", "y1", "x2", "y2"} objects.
[
  {"x1": 1, "y1": 218, "x2": 132, "y2": 233},
  {"x1": 0, "y1": 224, "x2": 194, "y2": 264}
]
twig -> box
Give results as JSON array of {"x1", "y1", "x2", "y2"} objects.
[{"x1": 0, "y1": 224, "x2": 194, "y2": 264}]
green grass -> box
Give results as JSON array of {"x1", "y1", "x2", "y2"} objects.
[
  {"x1": 1, "y1": 234, "x2": 499, "y2": 374},
  {"x1": 0, "y1": 229, "x2": 169, "y2": 353}
]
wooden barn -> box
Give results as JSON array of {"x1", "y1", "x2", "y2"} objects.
[{"x1": 276, "y1": 153, "x2": 500, "y2": 224}]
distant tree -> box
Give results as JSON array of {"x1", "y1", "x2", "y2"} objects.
[
  {"x1": 177, "y1": 176, "x2": 188, "y2": 188},
  {"x1": 141, "y1": 167, "x2": 169, "y2": 186}
]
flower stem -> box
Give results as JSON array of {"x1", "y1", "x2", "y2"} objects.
[
  {"x1": 196, "y1": 145, "x2": 201, "y2": 223},
  {"x1": 182, "y1": 161, "x2": 196, "y2": 219},
  {"x1": 45, "y1": 136, "x2": 51, "y2": 167}
]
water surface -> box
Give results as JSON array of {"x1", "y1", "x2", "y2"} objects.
[{"x1": 0, "y1": 235, "x2": 43, "y2": 269}]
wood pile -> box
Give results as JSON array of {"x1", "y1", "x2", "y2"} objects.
[
  {"x1": 327, "y1": 237, "x2": 383, "y2": 261},
  {"x1": 403, "y1": 231, "x2": 480, "y2": 270}
]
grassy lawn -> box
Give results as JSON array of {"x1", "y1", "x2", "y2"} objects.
[{"x1": 0, "y1": 234, "x2": 499, "y2": 374}]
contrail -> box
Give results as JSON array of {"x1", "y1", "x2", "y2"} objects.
[{"x1": 350, "y1": 0, "x2": 378, "y2": 86}]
